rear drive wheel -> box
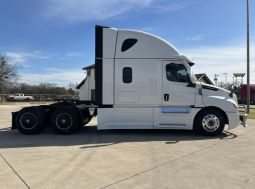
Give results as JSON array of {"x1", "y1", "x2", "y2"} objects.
[
  {"x1": 194, "y1": 109, "x2": 225, "y2": 136},
  {"x1": 15, "y1": 107, "x2": 45, "y2": 134},
  {"x1": 51, "y1": 107, "x2": 80, "y2": 135},
  {"x1": 34, "y1": 106, "x2": 48, "y2": 131}
]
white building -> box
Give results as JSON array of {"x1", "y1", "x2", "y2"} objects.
[{"x1": 76, "y1": 64, "x2": 95, "y2": 102}]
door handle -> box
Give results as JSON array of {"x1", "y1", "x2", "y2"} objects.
[{"x1": 164, "y1": 94, "x2": 169, "y2": 101}]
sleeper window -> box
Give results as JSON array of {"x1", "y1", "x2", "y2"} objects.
[
  {"x1": 123, "y1": 67, "x2": 132, "y2": 83},
  {"x1": 121, "y1": 39, "x2": 138, "y2": 52},
  {"x1": 166, "y1": 64, "x2": 187, "y2": 83}
]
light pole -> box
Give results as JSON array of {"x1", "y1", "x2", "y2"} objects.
[
  {"x1": 223, "y1": 73, "x2": 227, "y2": 88},
  {"x1": 0, "y1": 58, "x2": 4, "y2": 94},
  {"x1": 0, "y1": 57, "x2": 5, "y2": 103},
  {"x1": 232, "y1": 77, "x2": 234, "y2": 84},
  {"x1": 247, "y1": 0, "x2": 250, "y2": 113},
  {"x1": 214, "y1": 74, "x2": 219, "y2": 86}
]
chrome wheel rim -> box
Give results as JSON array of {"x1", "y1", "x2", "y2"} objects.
[{"x1": 202, "y1": 114, "x2": 220, "y2": 132}]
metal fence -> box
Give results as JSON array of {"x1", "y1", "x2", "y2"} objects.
[{"x1": 0, "y1": 94, "x2": 79, "y2": 103}]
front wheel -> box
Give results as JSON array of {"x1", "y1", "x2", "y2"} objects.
[
  {"x1": 194, "y1": 109, "x2": 225, "y2": 136},
  {"x1": 251, "y1": 99, "x2": 254, "y2": 105}
]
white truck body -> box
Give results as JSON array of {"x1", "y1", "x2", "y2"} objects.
[
  {"x1": 12, "y1": 25, "x2": 246, "y2": 136},
  {"x1": 95, "y1": 25, "x2": 243, "y2": 132}
]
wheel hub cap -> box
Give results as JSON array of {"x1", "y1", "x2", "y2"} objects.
[
  {"x1": 20, "y1": 113, "x2": 37, "y2": 129},
  {"x1": 202, "y1": 114, "x2": 220, "y2": 132},
  {"x1": 56, "y1": 113, "x2": 73, "y2": 130}
]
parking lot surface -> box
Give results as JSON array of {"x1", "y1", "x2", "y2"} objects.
[{"x1": 1, "y1": 104, "x2": 255, "y2": 189}]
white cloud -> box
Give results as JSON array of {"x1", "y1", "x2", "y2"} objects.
[
  {"x1": 44, "y1": 0, "x2": 192, "y2": 22},
  {"x1": 186, "y1": 34, "x2": 204, "y2": 41},
  {"x1": 65, "y1": 52, "x2": 83, "y2": 57},
  {"x1": 139, "y1": 27, "x2": 153, "y2": 31},
  {"x1": 19, "y1": 68, "x2": 86, "y2": 86},
  {"x1": 149, "y1": 0, "x2": 193, "y2": 13},
  {"x1": 6, "y1": 51, "x2": 52, "y2": 63},
  {"x1": 180, "y1": 39, "x2": 255, "y2": 84}
]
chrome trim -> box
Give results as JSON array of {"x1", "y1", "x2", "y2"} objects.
[
  {"x1": 158, "y1": 124, "x2": 188, "y2": 128},
  {"x1": 239, "y1": 104, "x2": 248, "y2": 127},
  {"x1": 202, "y1": 114, "x2": 220, "y2": 132}
]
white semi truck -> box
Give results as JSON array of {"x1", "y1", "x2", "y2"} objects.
[{"x1": 12, "y1": 25, "x2": 247, "y2": 136}]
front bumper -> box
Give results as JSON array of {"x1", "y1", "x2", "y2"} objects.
[{"x1": 239, "y1": 104, "x2": 248, "y2": 127}]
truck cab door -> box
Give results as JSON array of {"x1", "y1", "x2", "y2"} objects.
[
  {"x1": 162, "y1": 61, "x2": 195, "y2": 106},
  {"x1": 14, "y1": 94, "x2": 19, "y2": 100}
]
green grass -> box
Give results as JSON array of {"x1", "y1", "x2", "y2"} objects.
[{"x1": 240, "y1": 108, "x2": 255, "y2": 119}]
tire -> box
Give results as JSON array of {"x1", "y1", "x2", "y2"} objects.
[
  {"x1": 26, "y1": 98, "x2": 31, "y2": 102},
  {"x1": 15, "y1": 107, "x2": 45, "y2": 134},
  {"x1": 194, "y1": 109, "x2": 225, "y2": 136},
  {"x1": 34, "y1": 106, "x2": 48, "y2": 131},
  {"x1": 251, "y1": 100, "x2": 254, "y2": 105},
  {"x1": 50, "y1": 107, "x2": 80, "y2": 135},
  {"x1": 9, "y1": 97, "x2": 14, "y2": 101}
]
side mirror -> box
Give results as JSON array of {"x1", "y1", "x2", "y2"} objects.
[
  {"x1": 232, "y1": 85, "x2": 237, "y2": 90},
  {"x1": 167, "y1": 63, "x2": 177, "y2": 70},
  {"x1": 230, "y1": 84, "x2": 237, "y2": 97}
]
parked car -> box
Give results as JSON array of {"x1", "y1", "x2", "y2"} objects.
[{"x1": 8, "y1": 93, "x2": 34, "y2": 101}]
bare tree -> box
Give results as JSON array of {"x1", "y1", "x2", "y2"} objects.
[
  {"x1": 0, "y1": 54, "x2": 21, "y2": 94},
  {"x1": 66, "y1": 82, "x2": 76, "y2": 96},
  {"x1": 217, "y1": 81, "x2": 225, "y2": 88}
]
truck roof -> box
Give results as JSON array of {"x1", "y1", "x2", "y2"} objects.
[{"x1": 96, "y1": 25, "x2": 183, "y2": 60}]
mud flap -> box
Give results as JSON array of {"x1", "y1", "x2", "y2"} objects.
[{"x1": 11, "y1": 111, "x2": 19, "y2": 130}]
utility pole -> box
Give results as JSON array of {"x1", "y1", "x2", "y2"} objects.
[
  {"x1": 223, "y1": 73, "x2": 227, "y2": 88},
  {"x1": 247, "y1": 0, "x2": 250, "y2": 113},
  {"x1": 214, "y1": 74, "x2": 219, "y2": 86},
  {"x1": 0, "y1": 58, "x2": 4, "y2": 94},
  {"x1": 0, "y1": 57, "x2": 4, "y2": 103}
]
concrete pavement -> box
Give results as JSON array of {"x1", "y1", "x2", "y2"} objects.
[{"x1": 0, "y1": 104, "x2": 255, "y2": 189}]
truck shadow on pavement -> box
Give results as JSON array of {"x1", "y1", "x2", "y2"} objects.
[{"x1": 0, "y1": 125, "x2": 237, "y2": 149}]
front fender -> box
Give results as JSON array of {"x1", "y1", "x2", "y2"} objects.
[
  {"x1": 203, "y1": 96, "x2": 239, "y2": 130},
  {"x1": 203, "y1": 96, "x2": 238, "y2": 113}
]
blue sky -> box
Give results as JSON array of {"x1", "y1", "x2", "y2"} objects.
[{"x1": 0, "y1": 0, "x2": 254, "y2": 86}]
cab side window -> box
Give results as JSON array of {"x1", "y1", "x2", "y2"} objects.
[
  {"x1": 123, "y1": 67, "x2": 132, "y2": 83},
  {"x1": 166, "y1": 64, "x2": 187, "y2": 83}
]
